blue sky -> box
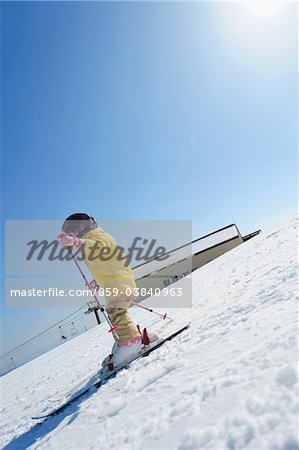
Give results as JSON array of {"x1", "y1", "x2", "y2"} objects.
[{"x1": 1, "y1": 2, "x2": 298, "y2": 359}]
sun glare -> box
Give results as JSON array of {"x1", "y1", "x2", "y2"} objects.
[
  {"x1": 210, "y1": 1, "x2": 294, "y2": 77},
  {"x1": 242, "y1": 2, "x2": 286, "y2": 18}
]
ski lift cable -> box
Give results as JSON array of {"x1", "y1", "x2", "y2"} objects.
[
  {"x1": 0, "y1": 311, "x2": 89, "y2": 365},
  {"x1": 0, "y1": 309, "x2": 86, "y2": 360},
  {"x1": 0, "y1": 306, "x2": 88, "y2": 362},
  {"x1": 1, "y1": 310, "x2": 87, "y2": 359}
]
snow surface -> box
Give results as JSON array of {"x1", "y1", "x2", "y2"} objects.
[{"x1": 1, "y1": 214, "x2": 298, "y2": 450}]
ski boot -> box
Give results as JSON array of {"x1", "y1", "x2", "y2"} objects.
[{"x1": 101, "y1": 328, "x2": 159, "y2": 373}]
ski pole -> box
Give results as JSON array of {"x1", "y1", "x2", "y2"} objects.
[
  {"x1": 131, "y1": 301, "x2": 173, "y2": 321},
  {"x1": 59, "y1": 239, "x2": 119, "y2": 339}
]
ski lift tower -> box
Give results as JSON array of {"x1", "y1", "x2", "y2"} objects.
[{"x1": 85, "y1": 301, "x2": 101, "y2": 325}]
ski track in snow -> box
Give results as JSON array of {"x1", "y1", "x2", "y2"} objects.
[{"x1": 1, "y1": 214, "x2": 298, "y2": 450}]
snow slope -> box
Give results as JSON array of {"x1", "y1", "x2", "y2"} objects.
[{"x1": 1, "y1": 214, "x2": 298, "y2": 450}]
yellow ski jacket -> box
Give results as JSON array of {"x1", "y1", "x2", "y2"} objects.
[{"x1": 82, "y1": 227, "x2": 137, "y2": 306}]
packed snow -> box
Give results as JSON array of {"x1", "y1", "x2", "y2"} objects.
[{"x1": 1, "y1": 214, "x2": 298, "y2": 450}]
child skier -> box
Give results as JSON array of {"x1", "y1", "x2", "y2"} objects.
[{"x1": 58, "y1": 213, "x2": 156, "y2": 371}]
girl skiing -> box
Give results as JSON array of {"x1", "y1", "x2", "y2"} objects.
[{"x1": 58, "y1": 213, "x2": 156, "y2": 371}]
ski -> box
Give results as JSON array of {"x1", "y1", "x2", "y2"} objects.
[
  {"x1": 32, "y1": 322, "x2": 190, "y2": 420},
  {"x1": 47, "y1": 367, "x2": 102, "y2": 403},
  {"x1": 48, "y1": 318, "x2": 177, "y2": 404},
  {"x1": 48, "y1": 320, "x2": 180, "y2": 404}
]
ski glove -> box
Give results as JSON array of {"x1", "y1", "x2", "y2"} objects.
[{"x1": 57, "y1": 233, "x2": 85, "y2": 249}]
